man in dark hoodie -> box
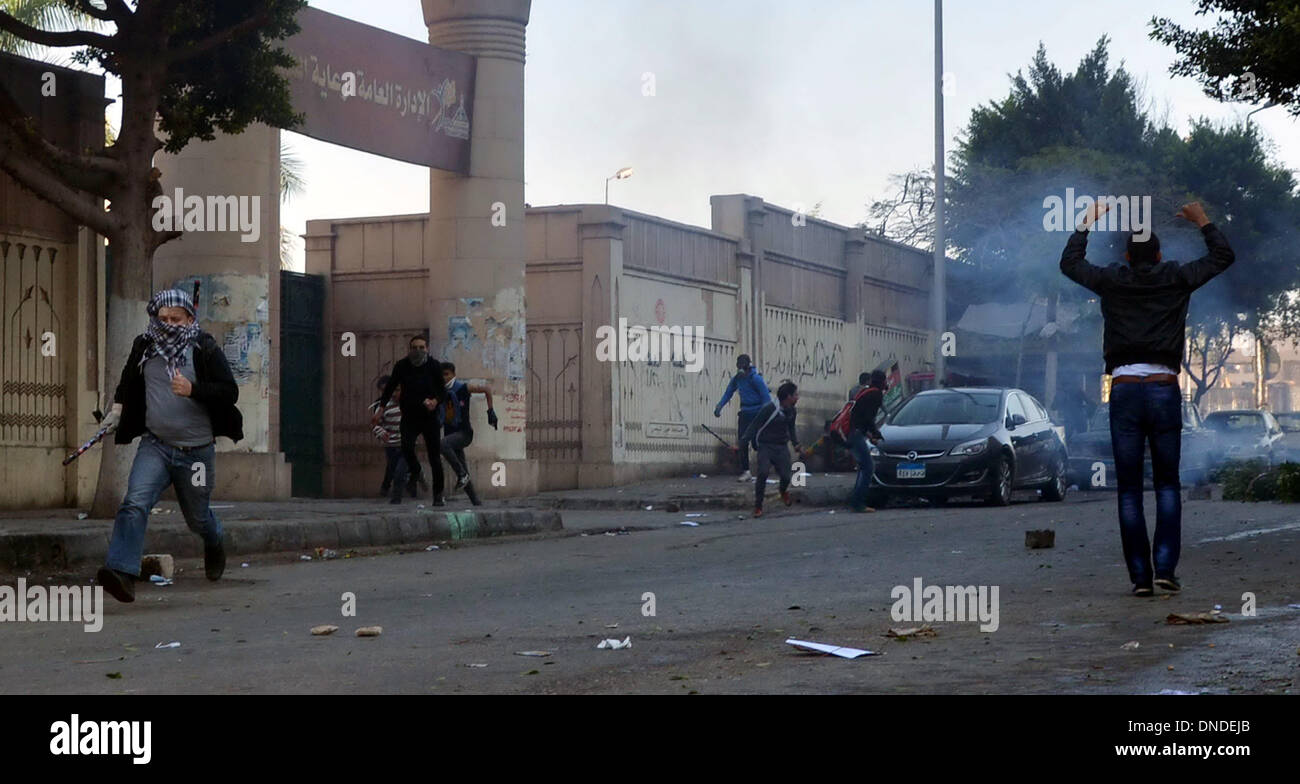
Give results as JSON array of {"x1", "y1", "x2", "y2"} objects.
[
  {"x1": 736, "y1": 380, "x2": 804, "y2": 517},
  {"x1": 1060, "y1": 200, "x2": 1234, "y2": 597},
  {"x1": 96, "y1": 289, "x2": 243, "y2": 603},
  {"x1": 377, "y1": 335, "x2": 447, "y2": 505},
  {"x1": 847, "y1": 369, "x2": 886, "y2": 513}
]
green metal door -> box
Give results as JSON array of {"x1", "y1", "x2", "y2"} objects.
[{"x1": 279, "y1": 271, "x2": 324, "y2": 496}]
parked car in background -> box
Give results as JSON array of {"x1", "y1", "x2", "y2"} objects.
[
  {"x1": 1067, "y1": 400, "x2": 1218, "y2": 488},
  {"x1": 1274, "y1": 412, "x2": 1300, "y2": 460},
  {"x1": 1203, "y1": 409, "x2": 1288, "y2": 466},
  {"x1": 866, "y1": 387, "x2": 1068, "y2": 507}
]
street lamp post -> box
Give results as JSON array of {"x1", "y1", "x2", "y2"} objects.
[
  {"x1": 932, "y1": 0, "x2": 946, "y2": 386},
  {"x1": 605, "y1": 167, "x2": 633, "y2": 205}
]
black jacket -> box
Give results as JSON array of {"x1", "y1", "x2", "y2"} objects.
[
  {"x1": 1060, "y1": 223, "x2": 1235, "y2": 374},
  {"x1": 379, "y1": 356, "x2": 446, "y2": 419},
  {"x1": 740, "y1": 400, "x2": 798, "y2": 448},
  {"x1": 849, "y1": 387, "x2": 884, "y2": 439},
  {"x1": 113, "y1": 332, "x2": 243, "y2": 444}
]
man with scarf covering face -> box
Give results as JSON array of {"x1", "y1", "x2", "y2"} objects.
[
  {"x1": 377, "y1": 335, "x2": 447, "y2": 505},
  {"x1": 95, "y1": 289, "x2": 243, "y2": 603}
]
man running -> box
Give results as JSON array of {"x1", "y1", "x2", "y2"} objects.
[
  {"x1": 737, "y1": 381, "x2": 803, "y2": 517},
  {"x1": 1060, "y1": 200, "x2": 1234, "y2": 596},
  {"x1": 96, "y1": 289, "x2": 242, "y2": 603},
  {"x1": 847, "y1": 369, "x2": 886, "y2": 513},
  {"x1": 378, "y1": 336, "x2": 447, "y2": 505},
  {"x1": 713, "y1": 353, "x2": 771, "y2": 482},
  {"x1": 439, "y1": 362, "x2": 498, "y2": 506}
]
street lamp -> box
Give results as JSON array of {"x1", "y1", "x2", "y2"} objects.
[
  {"x1": 1246, "y1": 100, "x2": 1278, "y2": 131},
  {"x1": 605, "y1": 167, "x2": 633, "y2": 205}
]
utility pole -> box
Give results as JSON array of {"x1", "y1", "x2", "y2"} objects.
[{"x1": 932, "y1": 0, "x2": 946, "y2": 386}]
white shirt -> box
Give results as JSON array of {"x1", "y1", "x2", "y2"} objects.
[{"x1": 1112, "y1": 363, "x2": 1178, "y2": 377}]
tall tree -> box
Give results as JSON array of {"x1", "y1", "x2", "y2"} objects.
[
  {"x1": 1151, "y1": 0, "x2": 1300, "y2": 116},
  {"x1": 0, "y1": 0, "x2": 305, "y2": 516}
]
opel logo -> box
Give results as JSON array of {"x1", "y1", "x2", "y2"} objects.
[{"x1": 907, "y1": 450, "x2": 917, "y2": 461}]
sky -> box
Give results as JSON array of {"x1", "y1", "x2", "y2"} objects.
[{"x1": 76, "y1": 1, "x2": 1300, "y2": 268}]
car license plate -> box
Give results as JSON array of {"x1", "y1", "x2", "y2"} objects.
[{"x1": 897, "y1": 462, "x2": 925, "y2": 479}]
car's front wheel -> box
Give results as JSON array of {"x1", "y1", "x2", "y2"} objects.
[{"x1": 986, "y1": 456, "x2": 1012, "y2": 506}]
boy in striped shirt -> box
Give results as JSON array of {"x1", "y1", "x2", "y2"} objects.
[{"x1": 370, "y1": 376, "x2": 409, "y2": 504}]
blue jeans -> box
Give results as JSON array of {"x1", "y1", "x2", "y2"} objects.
[
  {"x1": 1109, "y1": 381, "x2": 1182, "y2": 585},
  {"x1": 106, "y1": 434, "x2": 223, "y2": 576},
  {"x1": 847, "y1": 431, "x2": 874, "y2": 508}
]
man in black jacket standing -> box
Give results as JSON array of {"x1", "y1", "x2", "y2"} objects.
[
  {"x1": 737, "y1": 381, "x2": 804, "y2": 517},
  {"x1": 377, "y1": 335, "x2": 446, "y2": 505},
  {"x1": 1061, "y1": 200, "x2": 1234, "y2": 596},
  {"x1": 96, "y1": 289, "x2": 243, "y2": 603},
  {"x1": 847, "y1": 370, "x2": 886, "y2": 513}
]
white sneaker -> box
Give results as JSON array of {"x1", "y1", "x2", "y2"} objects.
[{"x1": 736, "y1": 470, "x2": 753, "y2": 482}]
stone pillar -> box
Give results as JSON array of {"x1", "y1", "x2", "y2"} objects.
[
  {"x1": 744, "y1": 197, "x2": 766, "y2": 366},
  {"x1": 152, "y1": 123, "x2": 291, "y2": 500},
  {"x1": 576, "y1": 206, "x2": 625, "y2": 486},
  {"x1": 422, "y1": 0, "x2": 536, "y2": 498}
]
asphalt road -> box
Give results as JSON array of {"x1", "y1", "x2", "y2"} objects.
[{"x1": 2, "y1": 490, "x2": 1297, "y2": 694}]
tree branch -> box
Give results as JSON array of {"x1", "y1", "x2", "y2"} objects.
[
  {"x1": 0, "y1": 132, "x2": 117, "y2": 238},
  {"x1": 0, "y1": 80, "x2": 125, "y2": 189},
  {"x1": 0, "y1": 10, "x2": 117, "y2": 49},
  {"x1": 67, "y1": 0, "x2": 115, "y2": 23},
  {"x1": 97, "y1": 0, "x2": 134, "y2": 23},
  {"x1": 166, "y1": 10, "x2": 271, "y2": 64}
]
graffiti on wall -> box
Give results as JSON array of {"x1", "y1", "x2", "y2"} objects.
[{"x1": 770, "y1": 333, "x2": 843, "y2": 382}]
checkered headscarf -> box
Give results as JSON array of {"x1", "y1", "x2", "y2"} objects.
[{"x1": 139, "y1": 289, "x2": 201, "y2": 375}]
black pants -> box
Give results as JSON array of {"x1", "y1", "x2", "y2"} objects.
[
  {"x1": 400, "y1": 412, "x2": 444, "y2": 497},
  {"x1": 754, "y1": 442, "x2": 792, "y2": 509},
  {"x1": 736, "y1": 410, "x2": 757, "y2": 472}
]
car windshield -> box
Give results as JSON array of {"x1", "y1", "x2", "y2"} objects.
[
  {"x1": 1204, "y1": 412, "x2": 1264, "y2": 433},
  {"x1": 1275, "y1": 413, "x2": 1300, "y2": 432},
  {"x1": 890, "y1": 391, "x2": 1001, "y2": 426}
]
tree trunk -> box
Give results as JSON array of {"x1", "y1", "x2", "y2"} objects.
[{"x1": 88, "y1": 229, "x2": 153, "y2": 518}]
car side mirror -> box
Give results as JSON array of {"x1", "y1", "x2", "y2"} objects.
[{"x1": 1008, "y1": 414, "x2": 1027, "y2": 429}]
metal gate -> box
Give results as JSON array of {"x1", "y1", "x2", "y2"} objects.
[{"x1": 279, "y1": 271, "x2": 324, "y2": 496}]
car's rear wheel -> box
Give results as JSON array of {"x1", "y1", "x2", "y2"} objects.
[
  {"x1": 1041, "y1": 456, "x2": 1067, "y2": 502},
  {"x1": 986, "y1": 457, "x2": 1012, "y2": 506}
]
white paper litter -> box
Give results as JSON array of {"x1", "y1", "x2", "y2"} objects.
[
  {"x1": 299, "y1": 555, "x2": 312, "y2": 561},
  {"x1": 425, "y1": 545, "x2": 440, "y2": 551},
  {"x1": 684, "y1": 513, "x2": 705, "y2": 518},
  {"x1": 514, "y1": 650, "x2": 553, "y2": 657},
  {"x1": 597, "y1": 637, "x2": 632, "y2": 650},
  {"x1": 785, "y1": 639, "x2": 877, "y2": 658},
  {"x1": 644, "y1": 505, "x2": 653, "y2": 510},
  {"x1": 148, "y1": 575, "x2": 173, "y2": 586},
  {"x1": 680, "y1": 521, "x2": 699, "y2": 527},
  {"x1": 154, "y1": 641, "x2": 181, "y2": 649}
]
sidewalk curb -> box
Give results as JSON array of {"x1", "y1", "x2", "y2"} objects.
[
  {"x1": 0, "y1": 508, "x2": 563, "y2": 572},
  {"x1": 508, "y1": 485, "x2": 848, "y2": 512}
]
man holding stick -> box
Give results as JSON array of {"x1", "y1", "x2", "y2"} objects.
[
  {"x1": 96, "y1": 289, "x2": 242, "y2": 603},
  {"x1": 1060, "y1": 200, "x2": 1234, "y2": 596}
]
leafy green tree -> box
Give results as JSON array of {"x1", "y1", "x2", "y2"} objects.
[
  {"x1": 0, "y1": 0, "x2": 305, "y2": 515},
  {"x1": 1151, "y1": 0, "x2": 1300, "y2": 116}
]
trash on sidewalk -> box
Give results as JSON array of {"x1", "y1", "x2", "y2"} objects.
[
  {"x1": 311, "y1": 625, "x2": 339, "y2": 636},
  {"x1": 515, "y1": 650, "x2": 553, "y2": 657},
  {"x1": 149, "y1": 507, "x2": 172, "y2": 515},
  {"x1": 425, "y1": 545, "x2": 440, "y2": 551},
  {"x1": 140, "y1": 554, "x2": 175, "y2": 580},
  {"x1": 684, "y1": 513, "x2": 706, "y2": 518},
  {"x1": 314, "y1": 547, "x2": 338, "y2": 560},
  {"x1": 785, "y1": 639, "x2": 877, "y2": 658},
  {"x1": 77, "y1": 512, "x2": 88, "y2": 520},
  {"x1": 1166, "y1": 612, "x2": 1229, "y2": 625},
  {"x1": 1121, "y1": 641, "x2": 1141, "y2": 650},
  {"x1": 154, "y1": 641, "x2": 181, "y2": 649},
  {"x1": 148, "y1": 575, "x2": 173, "y2": 586},
  {"x1": 240, "y1": 563, "x2": 249, "y2": 568},
  {"x1": 886, "y1": 624, "x2": 937, "y2": 640},
  {"x1": 355, "y1": 626, "x2": 383, "y2": 637},
  {"x1": 605, "y1": 623, "x2": 619, "y2": 629},
  {"x1": 644, "y1": 505, "x2": 653, "y2": 510},
  {"x1": 695, "y1": 474, "x2": 708, "y2": 479},
  {"x1": 465, "y1": 663, "x2": 488, "y2": 668},
  {"x1": 1025, "y1": 529, "x2": 1055, "y2": 549},
  {"x1": 299, "y1": 555, "x2": 312, "y2": 561},
  {"x1": 597, "y1": 637, "x2": 632, "y2": 650},
  {"x1": 679, "y1": 521, "x2": 700, "y2": 527}
]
